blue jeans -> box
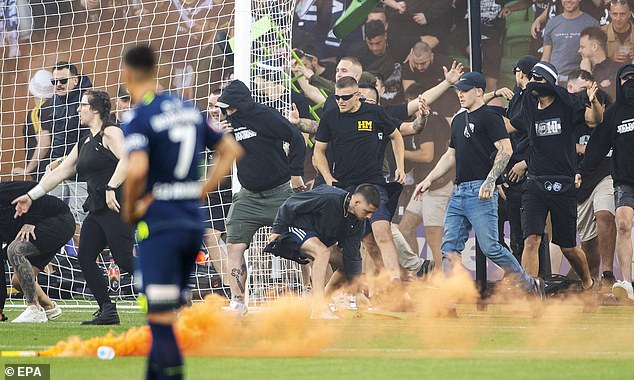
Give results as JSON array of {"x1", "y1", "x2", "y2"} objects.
[{"x1": 441, "y1": 180, "x2": 536, "y2": 292}]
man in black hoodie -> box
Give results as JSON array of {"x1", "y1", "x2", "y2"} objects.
[
  {"x1": 582, "y1": 63, "x2": 634, "y2": 304},
  {"x1": 270, "y1": 184, "x2": 380, "y2": 318},
  {"x1": 14, "y1": 61, "x2": 93, "y2": 227},
  {"x1": 217, "y1": 80, "x2": 307, "y2": 315}
]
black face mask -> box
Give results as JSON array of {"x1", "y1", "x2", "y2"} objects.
[
  {"x1": 529, "y1": 82, "x2": 557, "y2": 97},
  {"x1": 574, "y1": 90, "x2": 590, "y2": 107},
  {"x1": 622, "y1": 80, "x2": 634, "y2": 101}
]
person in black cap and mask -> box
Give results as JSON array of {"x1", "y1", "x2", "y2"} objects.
[
  {"x1": 414, "y1": 71, "x2": 543, "y2": 303},
  {"x1": 497, "y1": 55, "x2": 552, "y2": 269},
  {"x1": 582, "y1": 63, "x2": 634, "y2": 304},
  {"x1": 509, "y1": 61, "x2": 598, "y2": 297}
]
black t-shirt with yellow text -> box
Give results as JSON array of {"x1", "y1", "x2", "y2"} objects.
[{"x1": 316, "y1": 102, "x2": 399, "y2": 185}]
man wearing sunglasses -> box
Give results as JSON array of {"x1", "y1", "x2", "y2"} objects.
[
  {"x1": 15, "y1": 61, "x2": 93, "y2": 229},
  {"x1": 314, "y1": 76, "x2": 406, "y2": 285}
]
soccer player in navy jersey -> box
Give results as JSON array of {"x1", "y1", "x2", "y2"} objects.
[{"x1": 120, "y1": 45, "x2": 243, "y2": 380}]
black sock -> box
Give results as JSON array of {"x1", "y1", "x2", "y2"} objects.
[
  {"x1": 148, "y1": 322, "x2": 183, "y2": 380},
  {"x1": 602, "y1": 271, "x2": 615, "y2": 280}
]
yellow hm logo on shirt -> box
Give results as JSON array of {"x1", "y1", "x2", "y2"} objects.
[{"x1": 357, "y1": 120, "x2": 373, "y2": 131}]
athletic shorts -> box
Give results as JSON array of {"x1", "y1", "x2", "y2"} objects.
[
  {"x1": 225, "y1": 182, "x2": 293, "y2": 245},
  {"x1": 137, "y1": 228, "x2": 202, "y2": 312},
  {"x1": 29, "y1": 212, "x2": 75, "y2": 270},
  {"x1": 206, "y1": 188, "x2": 232, "y2": 232},
  {"x1": 521, "y1": 181, "x2": 578, "y2": 248},
  {"x1": 405, "y1": 180, "x2": 453, "y2": 227},
  {"x1": 577, "y1": 176, "x2": 615, "y2": 242},
  {"x1": 615, "y1": 183, "x2": 634, "y2": 210},
  {"x1": 286, "y1": 227, "x2": 320, "y2": 246}
]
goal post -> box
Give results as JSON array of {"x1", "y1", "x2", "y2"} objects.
[{"x1": 1, "y1": 0, "x2": 304, "y2": 309}]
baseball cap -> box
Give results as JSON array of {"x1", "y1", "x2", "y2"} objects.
[
  {"x1": 453, "y1": 72, "x2": 486, "y2": 91},
  {"x1": 531, "y1": 61, "x2": 558, "y2": 85},
  {"x1": 514, "y1": 55, "x2": 539, "y2": 75}
]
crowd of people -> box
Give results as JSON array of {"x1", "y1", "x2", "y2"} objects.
[{"x1": 2, "y1": 0, "x2": 634, "y2": 330}]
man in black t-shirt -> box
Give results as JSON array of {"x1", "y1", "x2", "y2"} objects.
[
  {"x1": 512, "y1": 62, "x2": 595, "y2": 293},
  {"x1": 349, "y1": 20, "x2": 402, "y2": 104},
  {"x1": 398, "y1": 110, "x2": 452, "y2": 275},
  {"x1": 314, "y1": 76, "x2": 406, "y2": 283},
  {"x1": 401, "y1": 41, "x2": 460, "y2": 121},
  {"x1": 414, "y1": 72, "x2": 541, "y2": 297}
]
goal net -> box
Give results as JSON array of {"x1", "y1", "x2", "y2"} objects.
[{"x1": 1, "y1": 0, "x2": 303, "y2": 309}]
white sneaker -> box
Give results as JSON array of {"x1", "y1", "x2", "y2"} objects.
[
  {"x1": 613, "y1": 281, "x2": 634, "y2": 304},
  {"x1": 45, "y1": 301, "x2": 62, "y2": 320},
  {"x1": 12, "y1": 305, "x2": 48, "y2": 323},
  {"x1": 228, "y1": 300, "x2": 248, "y2": 316}
]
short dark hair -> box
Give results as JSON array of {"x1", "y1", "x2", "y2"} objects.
[
  {"x1": 53, "y1": 61, "x2": 78, "y2": 76},
  {"x1": 336, "y1": 76, "x2": 358, "y2": 90},
  {"x1": 123, "y1": 45, "x2": 157, "y2": 71},
  {"x1": 359, "y1": 84, "x2": 379, "y2": 102},
  {"x1": 405, "y1": 83, "x2": 426, "y2": 101},
  {"x1": 364, "y1": 20, "x2": 386, "y2": 40},
  {"x1": 354, "y1": 184, "x2": 380, "y2": 208},
  {"x1": 568, "y1": 69, "x2": 595, "y2": 83},
  {"x1": 580, "y1": 26, "x2": 608, "y2": 52},
  {"x1": 609, "y1": 0, "x2": 632, "y2": 10}
]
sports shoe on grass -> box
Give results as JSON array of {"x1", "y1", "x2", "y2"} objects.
[
  {"x1": 81, "y1": 303, "x2": 120, "y2": 325},
  {"x1": 612, "y1": 280, "x2": 634, "y2": 304},
  {"x1": 45, "y1": 301, "x2": 62, "y2": 320},
  {"x1": 1, "y1": 313, "x2": 8, "y2": 322},
  {"x1": 228, "y1": 300, "x2": 248, "y2": 316},
  {"x1": 12, "y1": 305, "x2": 47, "y2": 323}
]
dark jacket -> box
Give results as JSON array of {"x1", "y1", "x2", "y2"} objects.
[
  {"x1": 582, "y1": 64, "x2": 634, "y2": 187},
  {"x1": 272, "y1": 185, "x2": 365, "y2": 277},
  {"x1": 40, "y1": 75, "x2": 93, "y2": 160},
  {"x1": 0, "y1": 181, "x2": 70, "y2": 244},
  {"x1": 218, "y1": 80, "x2": 306, "y2": 192}
]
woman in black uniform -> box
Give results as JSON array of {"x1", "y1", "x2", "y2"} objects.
[{"x1": 13, "y1": 90, "x2": 134, "y2": 325}]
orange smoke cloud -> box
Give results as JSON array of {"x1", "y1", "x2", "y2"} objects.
[{"x1": 43, "y1": 295, "x2": 338, "y2": 358}]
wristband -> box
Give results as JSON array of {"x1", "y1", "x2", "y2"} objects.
[
  {"x1": 105, "y1": 184, "x2": 119, "y2": 191},
  {"x1": 27, "y1": 184, "x2": 46, "y2": 201}
]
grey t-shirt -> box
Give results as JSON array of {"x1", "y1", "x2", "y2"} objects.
[{"x1": 543, "y1": 12, "x2": 599, "y2": 81}]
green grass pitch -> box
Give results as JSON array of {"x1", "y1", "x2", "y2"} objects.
[{"x1": 1, "y1": 304, "x2": 634, "y2": 379}]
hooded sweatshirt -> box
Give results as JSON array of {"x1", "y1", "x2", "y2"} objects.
[
  {"x1": 582, "y1": 64, "x2": 634, "y2": 187},
  {"x1": 218, "y1": 80, "x2": 306, "y2": 192},
  {"x1": 40, "y1": 75, "x2": 93, "y2": 160}
]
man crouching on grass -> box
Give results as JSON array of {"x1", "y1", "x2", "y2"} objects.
[{"x1": 267, "y1": 184, "x2": 379, "y2": 319}]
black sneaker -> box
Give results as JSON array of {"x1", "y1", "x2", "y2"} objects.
[
  {"x1": 81, "y1": 303, "x2": 120, "y2": 325},
  {"x1": 533, "y1": 277, "x2": 545, "y2": 300},
  {"x1": 1, "y1": 313, "x2": 7, "y2": 322},
  {"x1": 601, "y1": 271, "x2": 616, "y2": 288},
  {"x1": 416, "y1": 259, "x2": 435, "y2": 279}
]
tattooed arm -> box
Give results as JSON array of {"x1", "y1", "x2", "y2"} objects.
[{"x1": 479, "y1": 138, "x2": 513, "y2": 200}]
